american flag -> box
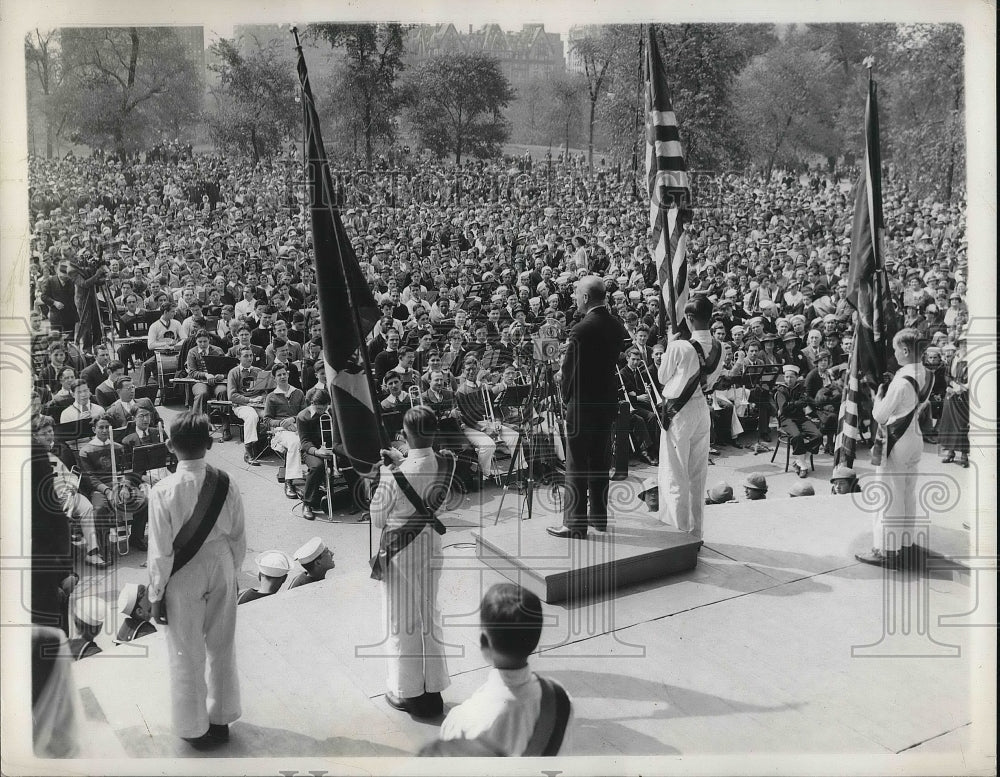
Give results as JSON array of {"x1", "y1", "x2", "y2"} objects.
[
  {"x1": 645, "y1": 25, "x2": 691, "y2": 335},
  {"x1": 834, "y1": 71, "x2": 894, "y2": 468}
]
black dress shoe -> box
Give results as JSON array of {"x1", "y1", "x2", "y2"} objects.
[
  {"x1": 417, "y1": 691, "x2": 444, "y2": 717},
  {"x1": 546, "y1": 525, "x2": 588, "y2": 540},
  {"x1": 637, "y1": 451, "x2": 656, "y2": 466},
  {"x1": 302, "y1": 505, "x2": 316, "y2": 521},
  {"x1": 589, "y1": 522, "x2": 608, "y2": 533},
  {"x1": 284, "y1": 482, "x2": 298, "y2": 499},
  {"x1": 385, "y1": 691, "x2": 421, "y2": 714},
  {"x1": 610, "y1": 470, "x2": 628, "y2": 481},
  {"x1": 222, "y1": 426, "x2": 233, "y2": 441},
  {"x1": 243, "y1": 449, "x2": 259, "y2": 466},
  {"x1": 207, "y1": 723, "x2": 230, "y2": 742},
  {"x1": 855, "y1": 548, "x2": 900, "y2": 569},
  {"x1": 182, "y1": 730, "x2": 225, "y2": 750}
]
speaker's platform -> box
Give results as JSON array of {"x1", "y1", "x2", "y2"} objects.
[{"x1": 474, "y1": 513, "x2": 702, "y2": 603}]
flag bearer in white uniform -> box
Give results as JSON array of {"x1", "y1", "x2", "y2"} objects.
[
  {"x1": 657, "y1": 296, "x2": 725, "y2": 539},
  {"x1": 148, "y1": 403, "x2": 246, "y2": 749},
  {"x1": 370, "y1": 405, "x2": 452, "y2": 718},
  {"x1": 856, "y1": 328, "x2": 933, "y2": 570}
]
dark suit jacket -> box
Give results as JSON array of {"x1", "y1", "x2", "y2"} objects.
[
  {"x1": 561, "y1": 306, "x2": 629, "y2": 410},
  {"x1": 104, "y1": 398, "x2": 160, "y2": 430},
  {"x1": 296, "y1": 407, "x2": 324, "y2": 458},
  {"x1": 80, "y1": 362, "x2": 109, "y2": 393}
]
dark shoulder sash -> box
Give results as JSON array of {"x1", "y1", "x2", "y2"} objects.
[
  {"x1": 170, "y1": 464, "x2": 230, "y2": 576},
  {"x1": 885, "y1": 373, "x2": 934, "y2": 458},
  {"x1": 523, "y1": 676, "x2": 571, "y2": 756},
  {"x1": 660, "y1": 340, "x2": 721, "y2": 432}
]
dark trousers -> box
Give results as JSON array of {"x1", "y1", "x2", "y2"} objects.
[
  {"x1": 563, "y1": 402, "x2": 617, "y2": 531},
  {"x1": 779, "y1": 417, "x2": 822, "y2": 455},
  {"x1": 629, "y1": 403, "x2": 659, "y2": 452},
  {"x1": 302, "y1": 452, "x2": 365, "y2": 510}
]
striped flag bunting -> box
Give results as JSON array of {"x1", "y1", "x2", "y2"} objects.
[
  {"x1": 834, "y1": 71, "x2": 895, "y2": 468},
  {"x1": 296, "y1": 42, "x2": 383, "y2": 477},
  {"x1": 645, "y1": 25, "x2": 691, "y2": 335}
]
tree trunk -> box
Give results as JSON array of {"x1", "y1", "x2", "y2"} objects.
[{"x1": 588, "y1": 98, "x2": 596, "y2": 172}]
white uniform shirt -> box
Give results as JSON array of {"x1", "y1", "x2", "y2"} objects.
[
  {"x1": 147, "y1": 459, "x2": 247, "y2": 603},
  {"x1": 440, "y1": 666, "x2": 574, "y2": 756},
  {"x1": 872, "y1": 362, "x2": 928, "y2": 427},
  {"x1": 370, "y1": 447, "x2": 441, "y2": 531},
  {"x1": 60, "y1": 402, "x2": 105, "y2": 423},
  {"x1": 658, "y1": 330, "x2": 726, "y2": 400}
]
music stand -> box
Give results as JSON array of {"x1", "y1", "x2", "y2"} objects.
[
  {"x1": 53, "y1": 420, "x2": 93, "y2": 445},
  {"x1": 205, "y1": 355, "x2": 238, "y2": 376},
  {"x1": 131, "y1": 442, "x2": 170, "y2": 475},
  {"x1": 743, "y1": 365, "x2": 781, "y2": 451}
]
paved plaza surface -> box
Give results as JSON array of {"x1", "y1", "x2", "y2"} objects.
[{"x1": 41, "y1": 409, "x2": 997, "y2": 771}]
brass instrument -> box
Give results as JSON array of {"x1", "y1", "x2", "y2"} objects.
[
  {"x1": 408, "y1": 384, "x2": 423, "y2": 407},
  {"x1": 481, "y1": 382, "x2": 502, "y2": 440},
  {"x1": 635, "y1": 362, "x2": 665, "y2": 432},
  {"x1": 107, "y1": 425, "x2": 130, "y2": 557},
  {"x1": 616, "y1": 367, "x2": 635, "y2": 412},
  {"x1": 319, "y1": 411, "x2": 340, "y2": 511}
]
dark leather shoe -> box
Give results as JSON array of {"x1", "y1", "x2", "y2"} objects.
[
  {"x1": 284, "y1": 482, "x2": 298, "y2": 499},
  {"x1": 855, "y1": 548, "x2": 900, "y2": 569},
  {"x1": 546, "y1": 525, "x2": 587, "y2": 540},
  {"x1": 385, "y1": 691, "x2": 420, "y2": 713},
  {"x1": 302, "y1": 505, "x2": 316, "y2": 521},
  {"x1": 610, "y1": 469, "x2": 628, "y2": 481},
  {"x1": 416, "y1": 691, "x2": 444, "y2": 718},
  {"x1": 207, "y1": 723, "x2": 229, "y2": 742},
  {"x1": 222, "y1": 426, "x2": 233, "y2": 442},
  {"x1": 244, "y1": 449, "x2": 259, "y2": 466},
  {"x1": 182, "y1": 730, "x2": 225, "y2": 750},
  {"x1": 589, "y1": 522, "x2": 608, "y2": 533}
]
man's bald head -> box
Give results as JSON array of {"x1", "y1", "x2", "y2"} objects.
[{"x1": 575, "y1": 275, "x2": 607, "y2": 313}]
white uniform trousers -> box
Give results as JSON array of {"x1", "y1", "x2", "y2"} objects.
[
  {"x1": 381, "y1": 527, "x2": 451, "y2": 698},
  {"x1": 65, "y1": 493, "x2": 100, "y2": 552},
  {"x1": 233, "y1": 405, "x2": 260, "y2": 444},
  {"x1": 163, "y1": 537, "x2": 241, "y2": 738},
  {"x1": 269, "y1": 429, "x2": 303, "y2": 481},
  {"x1": 657, "y1": 399, "x2": 711, "y2": 538},
  {"x1": 871, "y1": 427, "x2": 923, "y2": 553}
]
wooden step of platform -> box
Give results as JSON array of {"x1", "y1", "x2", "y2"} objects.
[{"x1": 474, "y1": 514, "x2": 702, "y2": 603}]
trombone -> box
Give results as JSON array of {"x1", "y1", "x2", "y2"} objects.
[
  {"x1": 107, "y1": 425, "x2": 131, "y2": 557},
  {"x1": 615, "y1": 367, "x2": 638, "y2": 453},
  {"x1": 635, "y1": 361, "x2": 665, "y2": 432},
  {"x1": 481, "y1": 382, "x2": 502, "y2": 441},
  {"x1": 408, "y1": 384, "x2": 423, "y2": 407},
  {"x1": 319, "y1": 411, "x2": 341, "y2": 512}
]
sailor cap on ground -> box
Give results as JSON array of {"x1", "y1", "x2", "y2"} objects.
[
  {"x1": 789, "y1": 481, "x2": 815, "y2": 497},
  {"x1": 256, "y1": 550, "x2": 291, "y2": 577},
  {"x1": 706, "y1": 482, "x2": 734, "y2": 503},
  {"x1": 294, "y1": 537, "x2": 327, "y2": 565},
  {"x1": 118, "y1": 583, "x2": 142, "y2": 616},
  {"x1": 74, "y1": 596, "x2": 105, "y2": 627},
  {"x1": 742, "y1": 473, "x2": 768, "y2": 492}
]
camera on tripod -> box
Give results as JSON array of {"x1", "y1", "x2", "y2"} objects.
[{"x1": 532, "y1": 335, "x2": 559, "y2": 362}]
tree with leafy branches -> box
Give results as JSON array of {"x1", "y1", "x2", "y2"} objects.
[
  {"x1": 307, "y1": 23, "x2": 409, "y2": 167},
  {"x1": 56, "y1": 27, "x2": 202, "y2": 159},
  {"x1": 402, "y1": 53, "x2": 514, "y2": 165},
  {"x1": 208, "y1": 37, "x2": 299, "y2": 164}
]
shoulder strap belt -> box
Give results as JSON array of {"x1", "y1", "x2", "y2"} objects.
[
  {"x1": 884, "y1": 374, "x2": 934, "y2": 459},
  {"x1": 661, "y1": 340, "x2": 721, "y2": 432},
  {"x1": 170, "y1": 465, "x2": 230, "y2": 576},
  {"x1": 523, "y1": 676, "x2": 572, "y2": 756},
  {"x1": 369, "y1": 457, "x2": 455, "y2": 581}
]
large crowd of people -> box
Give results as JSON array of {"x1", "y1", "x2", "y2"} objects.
[{"x1": 26, "y1": 146, "x2": 971, "y2": 753}]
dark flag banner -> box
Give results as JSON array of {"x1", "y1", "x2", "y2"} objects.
[
  {"x1": 645, "y1": 24, "x2": 692, "y2": 336},
  {"x1": 296, "y1": 41, "x2": 382, "y2": 477},
  {"x1": 834, "y1": 71, "x2": 896, "y2": 467}
]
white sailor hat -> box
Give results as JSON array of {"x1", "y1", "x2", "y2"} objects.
[
  {"x1": 628, "y1": 290, "x2": 642, "y2": 301},
  {"x1": 118, "y1": 583, "x2": 142, "y2": 616},
  {"x1": 74, "y1": 596, "x2": 106, "y2": 627},
  {"x1": 256, "y1": 550, "x2": 291, "y2": 577},
  {"x1": 294, "y1": 537, "x2": 327, "y2": 566},
  {"x1": 781, "y1": 364, "x2": 800, "y2": 375}
]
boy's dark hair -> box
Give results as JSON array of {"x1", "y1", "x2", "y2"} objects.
[
  {"x1": 480, "y1": 583, "x2": 543, "y2": 658},
  {"x1": 169, "y1": 396, "x2": 212, "y2": 455}
]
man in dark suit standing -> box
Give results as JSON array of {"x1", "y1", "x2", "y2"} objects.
[{"x1": 548, "y1": 276, "x2": 628, "y2": 539}]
